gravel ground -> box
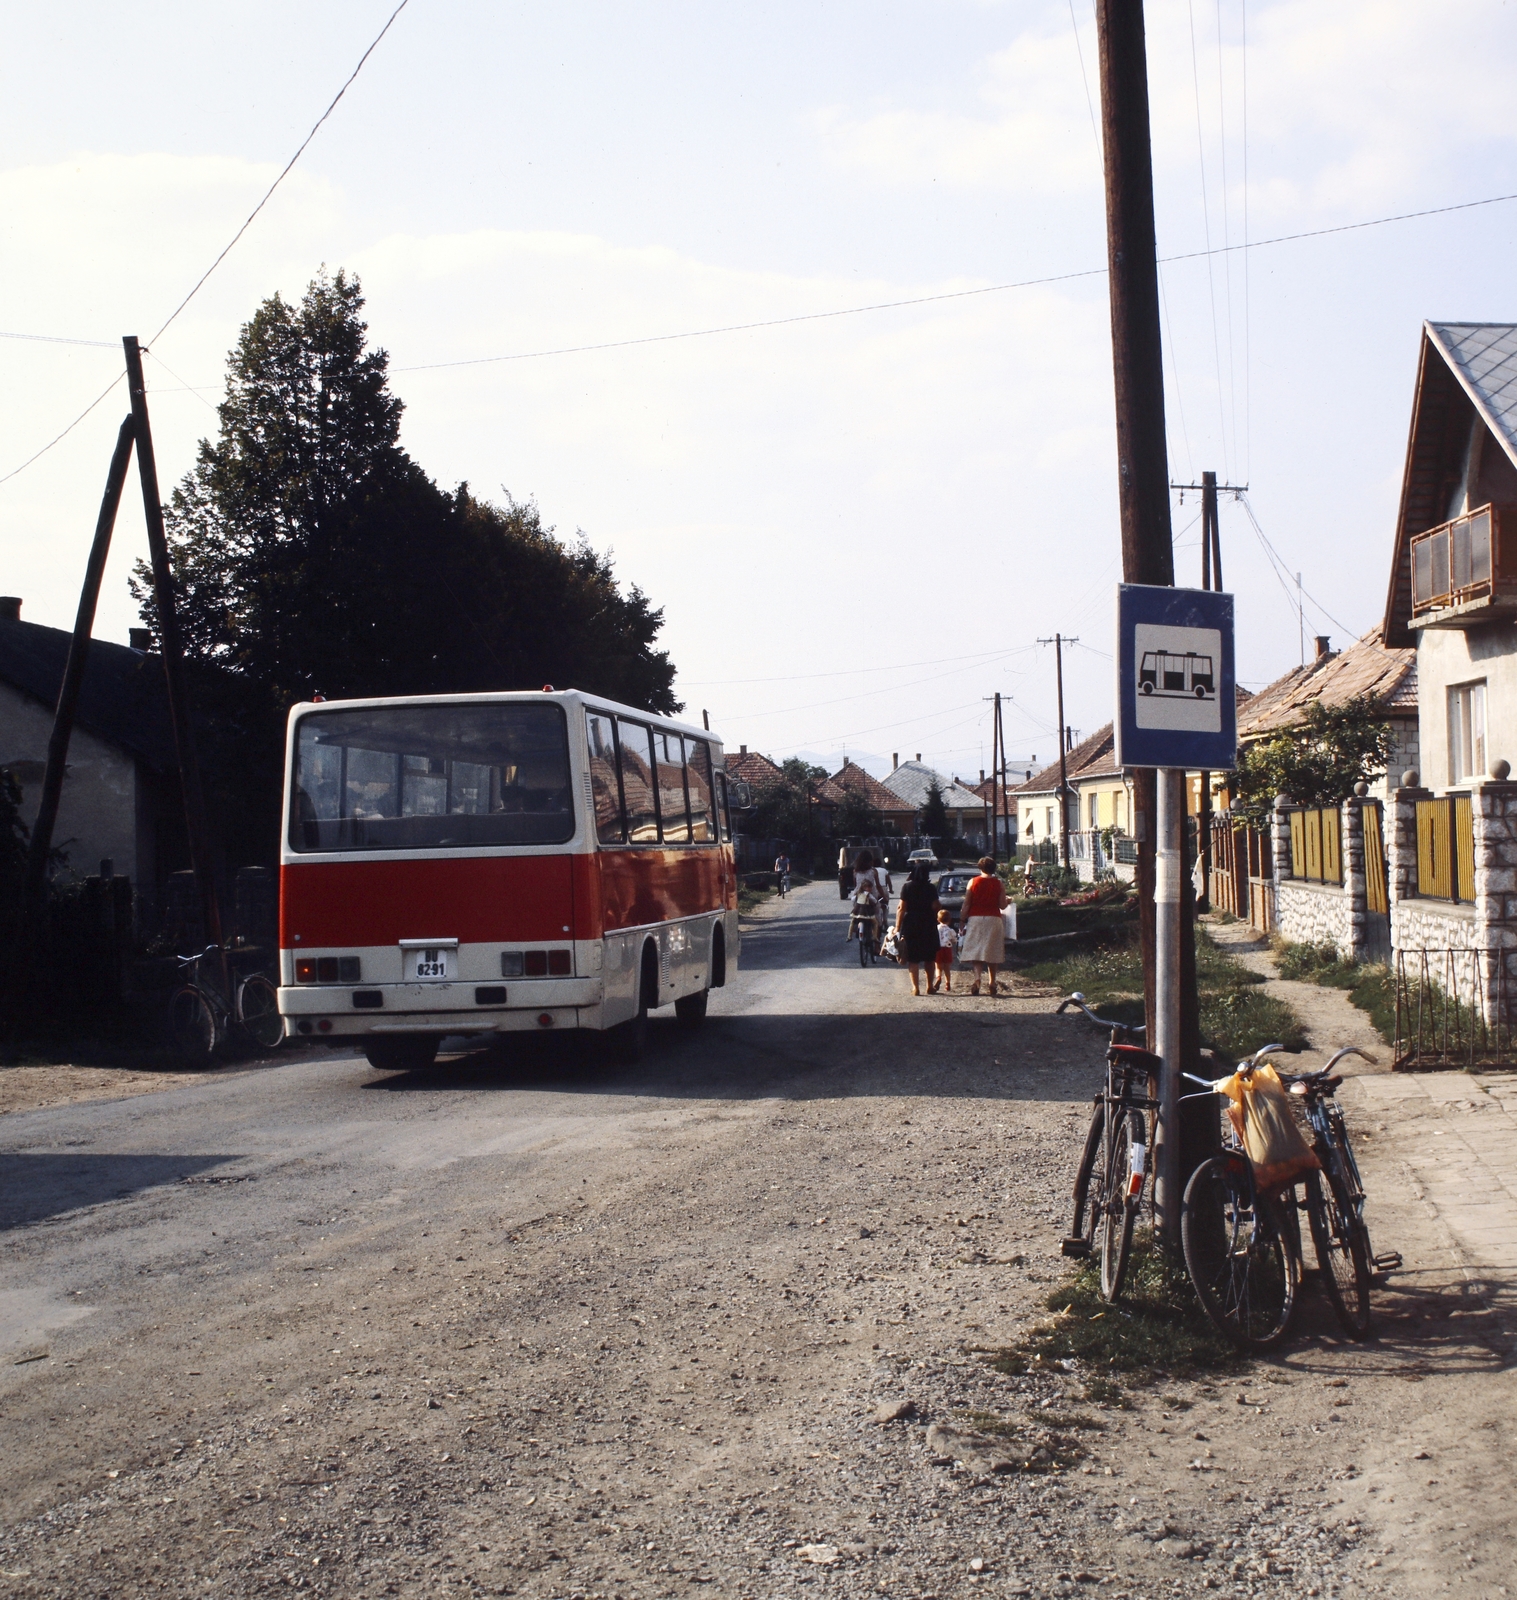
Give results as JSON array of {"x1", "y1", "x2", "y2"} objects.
[{"x1": 0, "y1": 881, "x2": 1510, "y2": 1598}]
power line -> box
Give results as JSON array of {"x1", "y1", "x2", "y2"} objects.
[
  {"x1": 0, "y1": 330, "x2": 114, "y2": 349},
  {"x1": 679, "y1": 642, "x2": 1037, "y2": 688},
  {"x1": 149, "y1": 0, "x2": 412, "y2": 347},
  {"x1": 0, "y1": 0, "x2": 410, "y2": 490},
  {"x1": 1237, "y1": 493, "x2": 1359, "y2": 639},
  {"x1": 396, "y1": 191, "x2": 1517, "y2": 378}
]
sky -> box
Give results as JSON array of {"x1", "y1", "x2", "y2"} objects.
[{"x1": 3, "y1": 0, "x2": 1516, "y2": 783}]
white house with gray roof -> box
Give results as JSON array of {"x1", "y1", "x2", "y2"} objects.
[{"x1": 880, "y1": 758, "x2": 988, "y2": 839}]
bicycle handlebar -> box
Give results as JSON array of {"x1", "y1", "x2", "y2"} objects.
[
  {"x1": 1323, "y1": 1045, "x2": 1377, "y2": 1071},
  {"x1": 1056, "y1": 992, "x2": 1147, "y2": 1036}
]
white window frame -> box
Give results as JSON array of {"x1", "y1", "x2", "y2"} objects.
[{"x1": 1448, "y1": 679, "x2": 1488, "y2": 783}]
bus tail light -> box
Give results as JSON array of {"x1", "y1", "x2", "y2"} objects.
[
  {"x1": 537, "y1": 1013, "x2": 555, "y2": 1027},
  {"x1": 508, "y1": 950, "x2": 573, "y2": 977},
  {"x1": 296, "y1": 958, "x2": 316, "y2": 982},
  {"x1": 548, "y1": 950, "x2": 572, "y2": 976},
  {"x1": 295, "y1": 957, "x2": 361, "y2": 983},
  {"x1": 500, "y1": 952, "x2": 524, "y2": 977}
]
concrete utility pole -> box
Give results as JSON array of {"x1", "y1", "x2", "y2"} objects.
[
  {"x1": 1037, "y1": 635, "x2": 1076, "y2": 870},
  {"x1": 1171, "y1": 469, "x2": 1245, "y2": 914},
  {"x1": 1096, "y1": 0, "x2": 1184, "y2": 1247}
]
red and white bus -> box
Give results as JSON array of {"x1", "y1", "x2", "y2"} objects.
[{"x1": 277, "y1": 689, "x2": 739, "y2": 1069}]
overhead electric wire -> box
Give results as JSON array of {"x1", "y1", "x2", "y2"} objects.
[
  {"x1": 1237, "y1": 493, "x2": 1359, "y2": 639},
  {"x1": 148, "y1": 0, "x2": 411, "y2": 347},
  {"x1": 394, "y1": 189, "x2": 1517, "y2": 375},
  {"x1": 0, "y1": 330, "x2": 115, "y2": 349},
  {"x1": 0, "y1": 0, "x2": 410, "y2": 489},
  {"x1": 678, "y1": 642, "x2": 1037, "y2": 688},
  {"x1": 1188, "y1": 0, "x2": 1231, "y2": 474}
]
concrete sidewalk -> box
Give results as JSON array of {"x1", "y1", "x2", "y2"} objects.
[{"x1": 1208, "y1": 913, "x2": 1517, "y2": 1353}]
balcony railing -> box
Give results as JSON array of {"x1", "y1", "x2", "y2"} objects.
[{"x1": 1410, "y1": 503, "x2": 1517, "y2": 626}]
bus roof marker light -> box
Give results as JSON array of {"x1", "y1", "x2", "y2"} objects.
[{"x1": 542, "y1": 684, "x2": 554, "y2": 692}]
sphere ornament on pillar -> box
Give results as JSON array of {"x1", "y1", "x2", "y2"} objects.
[
  {"x1": 1275, "y1": 793, "x2": 1291, "y2": 811},
  {"x1": 1354, "y1": 781, "x2": 1369, "y2": 797},
  {"x1": 1492, "y1": 759, "x2": 1512, "y2": 781},
  {"x1": 1402, "y1": 769, "x2": 1420, "y2": 789}
]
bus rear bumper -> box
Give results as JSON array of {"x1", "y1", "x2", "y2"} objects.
[{"x1": 281, "y1": 1006, "x2": 591, "y2": 1039}]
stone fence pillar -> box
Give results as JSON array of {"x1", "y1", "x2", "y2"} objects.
[
  {"x1": 1342, "y1": 792, "x2": 1369, "y2": 963},
  {"x1": 1271, "y1": 794, "x2": 1292, "y2": 886},
  {"x1": 1386, "y1": 771, "x2": 1428, "y2": 953},
  {"x1": 1472, "y1": 771, "x2": 1517, "y2": 1026}
]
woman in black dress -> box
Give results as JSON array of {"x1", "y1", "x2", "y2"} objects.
[{"x1": 895, "y1": 861, "x2": 941, "y2": 996}]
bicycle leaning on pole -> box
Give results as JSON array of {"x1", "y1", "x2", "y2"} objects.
[{"x1": 1057, "y1": 992, "x2": 1160, "y2": 1302}]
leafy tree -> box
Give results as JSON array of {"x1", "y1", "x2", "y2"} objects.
[
  {"x1": 751, "y1": 758, "x2": 825, "y2": 843},
  {"x1": 834, "y1": 787, "x2": 880, "y2": 840},
  {"x1": 132, "y1": 270, "x2": 679, "y2": 862},
  {"x1": 0, "y1": 767, "x2": 28, "y2": 927},
  {"x1": 1230, "y1": 697, "x2": 1396, "y2": 825},
  {"x1": 920, "y1": 777, "x2": 950, "y2": 841}
]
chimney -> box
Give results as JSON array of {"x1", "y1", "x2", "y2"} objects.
[
  {"x1": 740, "y1": 744, "x2": 747, "y2": 755},
  {"x1": 892, "y1": 753, "x2": 898, "y2": 770},
  {"x1": 1315, "y1": 635, "x2": 1331, "y2": 660},
  {"x1": 0, "y1": 597, "x2": 20, "y2": 622},
  {"x1": 129, "y1": 627, "x2": 152, "y2": 651},
  {"x1": 915, "y1": 753, "x2": 921, "y2": 762},
  {"x1": 979, "y1": 769, "x2": 985, "y2": 784}
]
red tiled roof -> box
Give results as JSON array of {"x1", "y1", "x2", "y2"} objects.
[
  {"x1": 1237, "y1": 628, "x2": 1417, "y2": 742},
  {"x1": 725, "y1": 749, "x2": 786, "y2": 794},
  {"x1": 1012, "y1": 724, "x2": 1117, "y2": 794},
  {"x1": 830, "y1": 759, "x2": 915, "y2": 814}
]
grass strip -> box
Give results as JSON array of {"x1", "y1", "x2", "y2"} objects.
[
  {"x1": 1273, "y1": 939, "x2": 1397, "y2": 1045},
  {"x1": 1015, "y1": 925, "x2": 1307, "y2": 1060},
  {"x1": 984, "y1": 1234, "x2": 1241, "y2": 1405}
]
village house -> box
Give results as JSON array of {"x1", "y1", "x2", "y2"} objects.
[
  {"x1": 880, "y1": 757, "x2": 987, "y2": 841},
  {"x1": 0, "y1": 599, "x2": 183, "y2": 898},
  {"x1": 1254, "y1": 322, "x2": 1517, "y2": 1036}
]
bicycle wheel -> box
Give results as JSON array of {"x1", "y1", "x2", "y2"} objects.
[
  {"x1": 1182, "y1": 1155, "x2": 1296, "y2": 1350},
  {"x1": 1304, "y1": 1167, "x2": 1372, "y2": 1339},
  {"x1": 1065, "y1": 1099, "x2": 1106, "y2": 1256},
  {"x1": 858, "y1": 932, "x2": 869, "y2": 967},
  {"x1": 166, "y1": 986, "x2": 219, "y2": 1066},
  {"x1": 236, "y1": 974, "x2": 285, "y2": 1051},
  {"x1": 1099, "y1": 1109, "x2": 1144, "y2": 1302}
]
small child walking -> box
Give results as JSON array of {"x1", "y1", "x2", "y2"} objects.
[{"x1": 934, "y1": 908, "x2": 960, "y2": 994}]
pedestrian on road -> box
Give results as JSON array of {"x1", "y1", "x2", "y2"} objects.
[
  {"x1": 774, "y1": 851, "x2": 791, "y2": 895},
  {"x1": 958, "y1": 856, "x2": 1008, "y2": 996},
  {"x1": 895, "y1": 860, "x2": 941, "y2": 996},
  {"x1": 934, "y1": 909, "x2": 960, "y2": 993},
  {"x1": 838, "y1": 844, "x2": 852, "y2": 900}
]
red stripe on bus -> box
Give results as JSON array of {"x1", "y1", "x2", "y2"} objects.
[
  {"x1": 280, "y1": 856, "x2": 577, "y2": 947},
  {"x1": 280, "y1": 848, "x2": 735, "y2": 949}
]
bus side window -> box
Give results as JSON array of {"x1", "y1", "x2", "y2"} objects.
[
  {"x1": 657, "y1": 732, "x2": 691, "y2": 844},
  {"x1": 714, "y1": 772, "x2": 732, "y2": 842},
  {"x1": 687, "y1": 740, "x2": 714, "y2": 842},
  {"x1": 586, "y1": 711, "x2": 626, "y2": 845},
  {"x1": 617, "y1": 719, "x2": 659, "y2": 843}
]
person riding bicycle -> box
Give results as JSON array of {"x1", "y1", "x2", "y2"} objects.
[
  {"x1": 774, "y1": 852, "x2": 791, "y2": 895},
  {"x1": 847, "y1": 881, "x2": 880, "y2": 946}
]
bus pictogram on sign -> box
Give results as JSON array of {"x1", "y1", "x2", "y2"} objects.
[{"x1": 1138, "y1": 650, "x2": 1215, "y2": 700}]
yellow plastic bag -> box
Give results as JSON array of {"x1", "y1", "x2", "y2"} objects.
[{"x1": 1213, "y1": 1063, "x2": 1320, "y2": 1193}]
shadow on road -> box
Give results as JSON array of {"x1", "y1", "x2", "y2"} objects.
[
  {"x1": 359, "y1": 1006, "x2": 1096, "y2": 1106},
  {"x1": 0, "y1": 1152, "x2": 240, "y2": 1230}
]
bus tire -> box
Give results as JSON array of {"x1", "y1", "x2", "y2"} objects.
[
  {"x1": 610, "y1": 947, "x2": 657, "y2": 1062},
  {"x1": 711, "y1": 924, "x2": 727, "y2": 988},
  {"x1": 675, "y1": 987, "x2": 708, "y2": 1026},
  {"x1": 363, "y1": 1036, "x2": 439, "y2": 1073}
]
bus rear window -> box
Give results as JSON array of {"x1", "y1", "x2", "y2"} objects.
[{"x1": 290, "y1": 703, "x2": 574, "y2": 852}]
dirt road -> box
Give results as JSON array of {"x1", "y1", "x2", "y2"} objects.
[{"x1": 1, "y1": 882, "x2": 1510, "y2": 1597}]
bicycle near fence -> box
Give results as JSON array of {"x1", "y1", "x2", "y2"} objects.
[{"x1": 166, "y1": 945, "x2": 284, "y2": 1064}]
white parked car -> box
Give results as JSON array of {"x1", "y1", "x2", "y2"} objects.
[{"x1": 906, "y1": 848, "x2": 938, "y2": 870}]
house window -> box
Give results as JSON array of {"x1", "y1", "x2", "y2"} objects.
[
  {"x1": 1449, "y1": 680, "x2": 1487, "y2": 783},
  {"x1": 1025, "y1": 814, "x2": 1034, "y2": 839},
  {"x1": 1046, "y1": 806, "x2": 1054, "y2": 837},
  {"x1": 1089, "y1": 793, "x2": 1100, "y2": 828}
]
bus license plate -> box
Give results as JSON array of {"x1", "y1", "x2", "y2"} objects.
[{"x1": 407, "y1": 947, "x2": 456, "y2": 981}]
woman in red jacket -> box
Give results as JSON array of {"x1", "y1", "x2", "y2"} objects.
[{"x1": 958, "y1": 856, "x2": 1008, "y2": 996}]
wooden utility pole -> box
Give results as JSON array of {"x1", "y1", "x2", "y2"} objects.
[
  {"x1": 124, "y1": 337, "x2": 226, "y2": 963},
  {"x1": 990, "y1": 696, "x2": 1002, "y2": 863},
  {"x1": 1096, "y1": 0, "x2": 1187, "y2": 1247},
  {"x1": 22, "y1": 416, "x2": 137, "y2": 925},
  {"x1": 1037, "y1": 635, "x2": 1075, "y2": 869},
  {"x1": 996, "y1": 694, "x2": 1013, "y2": 863}
]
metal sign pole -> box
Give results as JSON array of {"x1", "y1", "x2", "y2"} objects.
[{"x1": 1154, "y1": 767, "x2": 1185, "y2": 1244}]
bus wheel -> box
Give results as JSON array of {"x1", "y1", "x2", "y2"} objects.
[
  {"x1": 610, "y1": 950, "x2": 656, "y2": 1062},
  {"x1": 711, "y1": 925, "x2": 727, "y2": 988},
  {"x1": 675, "y1": 987, "x2": 709, "y2": 1026},
  {"x1": 363, "y1": 1036, "x2": 439, "y2": 1073}
]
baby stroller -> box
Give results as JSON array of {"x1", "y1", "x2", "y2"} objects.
[{"x1": 847, "y1": 888, "x2": 879, "y2": 966}]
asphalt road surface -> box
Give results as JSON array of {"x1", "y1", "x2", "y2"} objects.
[{"x1": 0, "y1": 881, "x2": 1505, "y2": 1598}]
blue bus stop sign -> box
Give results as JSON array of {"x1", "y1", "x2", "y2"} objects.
[{"x1": 1115, "y1": 584, "x2": 1236, "y2": 771}]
